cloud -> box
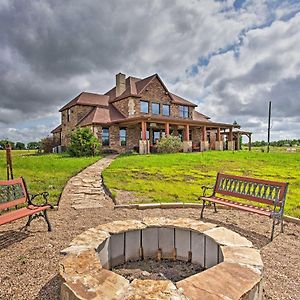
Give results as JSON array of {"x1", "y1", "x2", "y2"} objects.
[{"x1": 0, "y1": 0, "x2": 300, "y2": 142}]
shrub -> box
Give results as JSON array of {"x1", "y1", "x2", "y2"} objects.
[
  {"x1": 156, "y1": 135, "x2": 183, "y2": 153},
  {"x1": 68, "y1": 127, "x2": 101, "y2": 157}
]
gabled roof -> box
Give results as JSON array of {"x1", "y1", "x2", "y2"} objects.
[
  {"x1": 51, "y1": 124, "x2": 62, "y2": 134},
  {"x1": 78, "y1": 104, "x2": 126, "y2": 126},
  {"x1": 193, "y1": 110, "x2": 211, "y2": 121},
  {"x1": 59, "y1": 92, "x2": 109, "y2": 112}
]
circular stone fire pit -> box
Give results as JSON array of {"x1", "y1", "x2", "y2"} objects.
[{"x1": 60, "y1": 218, "x2": 264, "y2": 300}]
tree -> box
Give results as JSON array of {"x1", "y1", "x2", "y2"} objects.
[
  {"x1": 15, "y1": 142, "x2": 26, "y2": 150},
  {"x1": 27, "y1": 141, "x2": 41, "y2": 150},
  {"x1": 68, "y1": 127, "x2": 100, "y2": 157},
  {"x1": 0, "y1": 140, "x2": 14, "y2": 150}
]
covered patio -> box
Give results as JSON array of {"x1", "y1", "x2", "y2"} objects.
[{"x1": 117, "y1": 116, "x2": 241, "y2": 154}]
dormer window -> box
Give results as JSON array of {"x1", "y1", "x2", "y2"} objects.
[
  {"x1": 140, "y1": 100, "x2": 149, "y2": 114},
  {"x1": 152, "y1": 102, "x2": 160, "y2": 115},
  {"x1": 180, "y1": 106, "x2": 189, "y2": 118}
]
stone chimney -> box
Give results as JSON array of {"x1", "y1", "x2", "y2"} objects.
[{"x1": 116, "y1": 73, "x2": 126, "y2": 97}]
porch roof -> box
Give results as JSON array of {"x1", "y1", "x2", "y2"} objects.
[{"x1": 113, "y1": 115, "x2": 238, "y2": 129}]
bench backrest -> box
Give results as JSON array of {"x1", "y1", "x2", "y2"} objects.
[
  {"x1": 0, "y1": 178, "x2": 29, "y2": 210},
  {"x1": 214, "y1": 173, "x2": 288, "y2": 207}
]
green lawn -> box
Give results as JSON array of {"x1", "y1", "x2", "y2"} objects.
[
  {"x1": 0, "y1": 150, "x2": 101, "y2": 205},
  {"x1": 103, "y1": 150, "x2": 300, "y2": 218}
]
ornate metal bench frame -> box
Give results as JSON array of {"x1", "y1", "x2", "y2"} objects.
[
  {"x1": 200, "y1": 173, "x2": 288, "y2": 240},
  {"x1": 0, "y1": 177, "x2": 53, "y2": 231}
]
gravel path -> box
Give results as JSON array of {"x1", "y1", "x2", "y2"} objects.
[{"x1": 0, "y1": 156, "x2": 299, "y2": 300}]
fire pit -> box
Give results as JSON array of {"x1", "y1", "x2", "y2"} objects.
[{"x1": 60, "y1": 218, "x2": 263, "y2": 300}]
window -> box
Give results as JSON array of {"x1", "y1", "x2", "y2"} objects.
[
  {"x1": 179, "y1": 106, "x2": 189, "y2": 118},
  {"x1": 67, "y1": 109, "x2": 71, "y2": 122},
  {"x1": 140, "y1": 100, "x2": 149, "y2": 113},
  {"x1": 163, "y1": 104, "x2": 170, "y2": 116},
  {"x1": 152, "y1": 102, "x2": 160, "y2": 115},
  {"x1": 120, "y1": 128, "x2": 126, "y2": 146},
  {"x1": 102, "y1": 128, "x2": 109, "y2": 146},
  {"x1": 153, "y1": 131, "x2": 161, "y2": 144}
]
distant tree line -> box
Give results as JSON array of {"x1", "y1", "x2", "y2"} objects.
[
  {"x1": 0, "y1": 140, "x2": 42, "y2": 150},
  {"x1": 249, "y1": 139, "x2": 300, "y2": 147}
]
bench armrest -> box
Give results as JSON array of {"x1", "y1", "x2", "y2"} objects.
[
  {"x1": 200, "y1": 185, "x2": 215, "y2": 198},
  {"x1": 28, "y1": 192, "x2": 54, "y2": 209}
]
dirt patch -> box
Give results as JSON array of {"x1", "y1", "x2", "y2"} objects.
[
  {"x1": 114, "y1": 189, "x2": 150, "y2": 205},
  {"x1": 113, "y1": 259, "x2": 204, "y2": 282}
]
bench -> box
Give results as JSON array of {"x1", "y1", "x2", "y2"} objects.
[
  {"x1": 0, "y1": 177, "x2": 53, "y2": 231},
  {"x1": 199, "y1": 173, "x2": 288, "y2": 240}
]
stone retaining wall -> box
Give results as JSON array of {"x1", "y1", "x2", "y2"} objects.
[{"x1": 60, "y1": 218, "x2": 263, "y2": 300}]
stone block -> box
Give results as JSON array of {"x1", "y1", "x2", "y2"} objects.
[
  {"x1": 204, "y1": 227, "x2": 253, "y2": 247},
  {"x1": 191, "y1": 232, "x2": 205, "y2": 266},
  {"x1": 159, "y1": 228, "x2": 175, "y2": 258},
  {"x1": 122, "y1": 279, "x2": 188, "y2": 299},
  {"x1": 205, "y1": 236, "x2": 219, "y2": 268},
  {"x1": 139, "y1": 140, "x2": 150, "y2": 154},
  {"x1": 228, "y1": 140, "x2": 235, "y2": 151},
  {"x1": 221, "y1": 246, "x2": 263, "y2": 271},
  {"x1": 160, "y1": 202, "x2": 184, "y2": 208},
  {"x1": 97, "y1": 220, "x2": 146, "y2": 234},
  {"x1": 125, "y1": 230, "x2": 141, "y2": 262},
  {"x1": 142, "y1": 227, "x2": 159, "y2": 258},
  {"x1": 177, "y1": 262, "x2": 262, "y2": 300},
  {"x1": 175, "y1": 229, "x2": 190, "y2": 261},
  {"x1": 109, "y1": 233, "x2": 125, "y2": 267}
]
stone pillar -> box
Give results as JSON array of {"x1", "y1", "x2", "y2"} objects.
[
  {"x1": 215, "y1": 141, "x2": 224, "y2": 151},
  {"x1": 139, "y1": 140, "x2": 150, "y2": 154},
  {"x1": 183, "y1": 141, "x2": 192, "y2": 152},
  {"x1": 227, "y1": 141, "x2": 235, "y2": 151},
  {"x1": 200, "y1": 126, "x2": 209, "y2": 151}
]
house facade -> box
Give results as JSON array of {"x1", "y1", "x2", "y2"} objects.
[{"x1": 51, "y1": 73, "x2": 242, "y2": 154}]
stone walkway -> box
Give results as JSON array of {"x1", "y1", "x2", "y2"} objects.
[{"x1": 60, "y1": 155, "x2": 117, "y2": 211}]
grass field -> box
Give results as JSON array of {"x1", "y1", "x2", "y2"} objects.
[
  {"x1": 103, "y1": 150, "x2": 300, "y2": 218},
  {"x1": 0, "y1": 150, "x2": 101, "y2": 205}
]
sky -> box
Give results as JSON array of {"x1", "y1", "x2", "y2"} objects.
[{"x1": 1, "y1": 0, "x2": 300, "y2": 143}]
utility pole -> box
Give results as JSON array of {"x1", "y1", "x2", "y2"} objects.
[{"x1": 267, "y1": 101, "x2": 271, "y2": 153}]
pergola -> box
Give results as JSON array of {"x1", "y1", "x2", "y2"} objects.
[{"x1": 221, "y1": 130, "x2": 252, "y2": 151}]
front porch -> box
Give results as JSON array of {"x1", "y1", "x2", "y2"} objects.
[{"x1": 118, "y1": 117, "x2": 243, "y2": 154}]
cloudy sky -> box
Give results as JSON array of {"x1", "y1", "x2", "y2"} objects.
[{"x1": 1, "y1": 0, "x2": 300, "y2": 143}]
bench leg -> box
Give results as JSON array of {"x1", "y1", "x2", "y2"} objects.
[
  {"x1": 213, "y1": 203, "x2": 217, "y2": 213},
  {"x1": 271, "y1": 218, "x2": 276, "y2": 241},
  {"x1": 20, "y1": 215, "x2": 33, "y2": 231},
  {"x1": 280, "y1": 218, "x2": 284, "y2": 233},
  {"x1": 43, "y1": 210, "x2": 52, "y2": 232},
  {"x1": 200, "y1": 200, "x2": 206, "y2": 219}
]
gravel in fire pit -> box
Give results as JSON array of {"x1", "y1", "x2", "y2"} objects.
[{"x1": 113, "y1": 259, "x2": 204, "y2": 282}]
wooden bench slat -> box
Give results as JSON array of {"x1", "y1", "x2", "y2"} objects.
[
  {"x1": 201, "y1": 196, "x2": 272, "y2": 217},
  {"x1": 0, "y1": 204, "x2": 51, "y2": 226}
]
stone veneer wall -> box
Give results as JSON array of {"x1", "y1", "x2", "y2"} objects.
[
  {"x1": 60, "y1": 218, "x2": 264, "y2": 300},
  {"x1": 61, "y1": 105, "x2": 93, "y2": 146}
]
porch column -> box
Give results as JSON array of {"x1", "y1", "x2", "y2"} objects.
[
  {"x1": 141, "y1": 121, "x2": 147, "y2": 141},
  {"x1": 227, "y1": 127, "x2": 235, "y2": 150},
  {"x1": 183, "y1": 124, "x2": 192, "y2": 152},
  {"x1": 200, "y1": 126, "x2": 209, "y2": 151},
  {"x1": 236, "y1": 132, "x2": 241, "y2": 150},
  {"x1": 139, "y1": 121, "x2": 149, "y2": 154},
  {"x1": 215, "y1": 127, "x2": 223, "y2": 151},
  {"x1": 248, "y1": 134, "x2": 252, "y2": 151},
  {"x1": 165, "y1": 123, "x2": 170, "y2": 137}
]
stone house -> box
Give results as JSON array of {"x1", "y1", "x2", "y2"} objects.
[{"x1": 51, "y1": 73, "x2": 245, "y2": 154}]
